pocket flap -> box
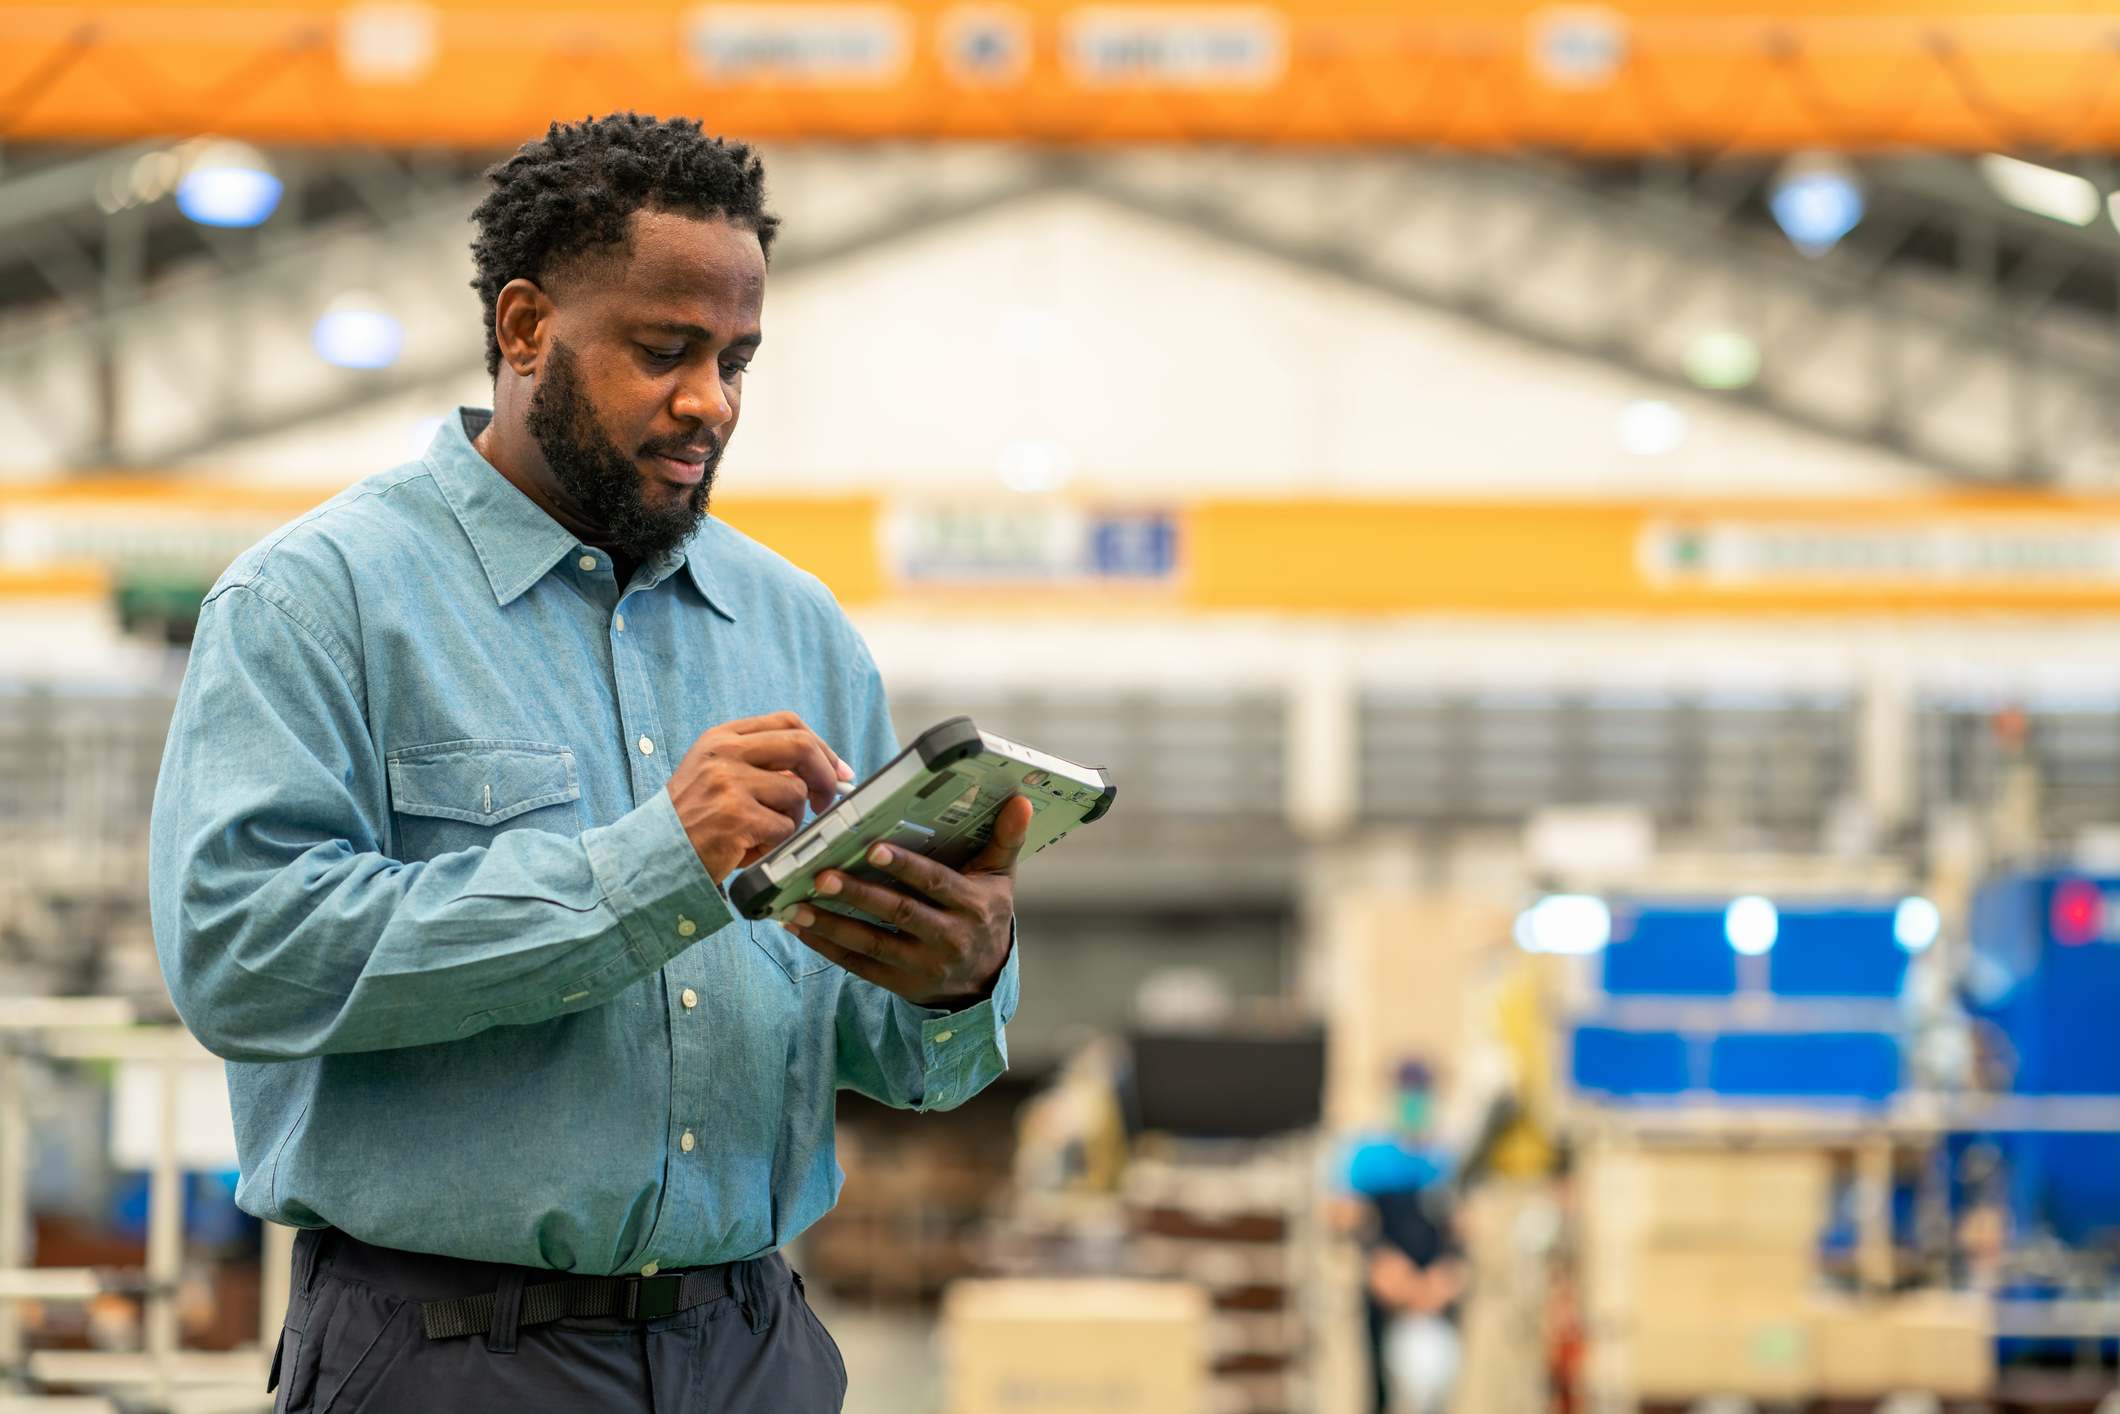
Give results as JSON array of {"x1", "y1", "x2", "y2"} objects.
[{"x1": 386, "y1": 740, "x2": 580, "y2": 826}]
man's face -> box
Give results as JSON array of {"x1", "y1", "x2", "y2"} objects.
[{"x1": 524, "y1": 210, "x2": 766, "y2": 560}]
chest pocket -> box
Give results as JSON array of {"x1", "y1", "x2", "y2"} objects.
[
  {"x1": 748, "y1": 919, "x2": 834, "y2": 982},
  {"x1": 385, "y1": 740, "x2": 582, "y2": 862}
]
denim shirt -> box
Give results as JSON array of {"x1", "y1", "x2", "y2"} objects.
[{"x1": 147, "y1": 407, "x2": 1017, "y2": 1274}]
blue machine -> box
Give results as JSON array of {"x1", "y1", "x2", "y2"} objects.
[
  {"x1": 1965, "y1": 872, "x2": 2120, "y2": 1250},
  {"x1": 1567, "y1": 897, "x2": 1913, "y2": 1106}
]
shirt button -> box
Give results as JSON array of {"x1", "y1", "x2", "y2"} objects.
[
  {"x1": 614, "y1": 612, "x2": 626, "y2": 633},
  {"x1": 681, "y1": 987, "x2": 698, "y2": 1009},
  {"x1": 680, "y1": 1130, "x2": 696, "y2": 1153},
  {"x1": 578, "y1": 554, "x2": 597, "y2": 571},
  {"x1": 639, "y1": 1261, "x2": 659, "y2": 1277},
  {"x1": 676, "y1": 918, "x2": 696, "y2": 938},
  {"x1": 638, "y1": 736, "x2": 655, "y2": 756},
  {"x1": 933, "y1": 1030, "x2": 954, "y2": 1045}
]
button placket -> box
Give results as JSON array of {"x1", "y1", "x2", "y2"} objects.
[{"x1": 605, "y1": 600, "x2": 665, "y2": 808}]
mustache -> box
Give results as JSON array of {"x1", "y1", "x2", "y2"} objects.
[{"x1": 642, "y1": 433, "x2": 723, "y2": 466}]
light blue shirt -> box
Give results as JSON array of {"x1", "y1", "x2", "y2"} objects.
[{"x1": 148, "y1": 407, "x2": 1017, "y2": 1274}]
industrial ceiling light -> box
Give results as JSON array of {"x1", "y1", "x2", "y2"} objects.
[
  {"x1": 1725, "y1": 895, "x2": 1780, "y2": 956},
  {"x1": 175, "y1": 139, "x2": 284, "y2": 229},
  {"x1": 1513, "y1": 895, "x2": 1613, "y2": 955},
  {"x1": 1979, "y1": 154, "x2": 2100, "y2": 227},
  {"x1": 1617, "y1": 399, "x2": 1686, "y2": 456},
  {"x1": 997, "y1": 438, "x2": 1074, "y2": 494},
  {"x1": 1682, "y1": 329, "x2": 1762, "y2": 391},
  {"x1": 1893, "y1": 896, "x2": 1941, "y2": 954},
  {"x1": 1769, "y1": 153, "x2": 1864, "y2": 256},
  {"x1": 313, "y1": 291, "x2": 405, "y2": 370}
]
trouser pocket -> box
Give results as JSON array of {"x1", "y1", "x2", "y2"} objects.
[{"x1": 791, "y1": 1271, "x2": 847, "y2": 1403}]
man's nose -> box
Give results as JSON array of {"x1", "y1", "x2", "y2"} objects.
[{"x1": 672, "y1": 373, "x2": 733, "y2": 428}]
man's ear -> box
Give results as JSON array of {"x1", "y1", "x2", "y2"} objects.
[{"x1": 492, "y1": 278, "x2": 552, "y2": 379}]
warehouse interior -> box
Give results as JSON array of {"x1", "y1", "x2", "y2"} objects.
[{"x1": 4, "y1": 2, "x2": 2120, "y2": 1411}]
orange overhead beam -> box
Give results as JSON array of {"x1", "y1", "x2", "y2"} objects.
[
  {"x1": 3, "y1": 2, "x2": 2118, "y2": 152},
  {"x1": 16, "y1": 484, "x2": 2120, "y2": 616}
]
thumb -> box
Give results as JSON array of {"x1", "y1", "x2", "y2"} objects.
[{"x1": 967, "y1": 795, "x2": 1034, "y2": 876}]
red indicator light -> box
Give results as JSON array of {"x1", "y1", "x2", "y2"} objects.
[{"x1": 2051, "y1": 878, "x2": 2104, "y2": 947}]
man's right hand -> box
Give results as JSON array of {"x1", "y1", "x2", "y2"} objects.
[{"x1": 667, "y1": 711, "x2": 855, "y2": 879}]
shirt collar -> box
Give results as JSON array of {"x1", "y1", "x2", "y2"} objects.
[
  {"x1": 425, "y1": 407, "x2": 736, "y2": 619},
  {"x1": 682, "y1": 537, "x2": 735, "y2": 619}
]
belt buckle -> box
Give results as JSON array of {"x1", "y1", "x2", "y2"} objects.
[{"x1": 624, "y1": 1273, "x2": 682, "y2": 1321}]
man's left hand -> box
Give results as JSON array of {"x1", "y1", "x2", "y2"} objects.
[{"x1": 781, "y1": 795, "x2": 1032, "y2": 1010}]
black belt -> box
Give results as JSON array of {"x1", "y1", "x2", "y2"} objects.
[{"x1": 420, "y1": 1270, "x2": 731, "y2": 1341}]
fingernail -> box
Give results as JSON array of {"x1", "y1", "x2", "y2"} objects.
[
  {"x1": 817, "y1": 873, "x2": 840, "y2": 896},
  {"x1": 792, "y1": 906, "x2": 814, "y2": 926},
  {"x1": 837, "y1": 760, "x2": 855, "y2": 781},
  {"x1": 869, "y1": 845, "x2": 891, "y2": 866}
]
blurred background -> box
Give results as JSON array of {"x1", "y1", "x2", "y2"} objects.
[{"x1": 4, "y1": 1, "x2": 2120, "y2": 1411}]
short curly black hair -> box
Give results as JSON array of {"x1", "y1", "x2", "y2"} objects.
[{"x1": 469, "y1": 112, "x2": 780, "y2": 379}]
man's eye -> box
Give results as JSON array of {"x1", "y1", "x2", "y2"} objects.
[
  {"x1": 641, "y1": 346, "x2": 684, "y2": 363},
  {"x1": 721, "y1": 361, "x2": 750, "y2": 380}
]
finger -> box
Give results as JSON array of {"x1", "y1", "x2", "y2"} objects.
[
  {"x1": 776, "y1": 768, "x2": 838, "y2": 819},
  {"x1": 855, "y1": 841, "x2": 973, "y2": 910},
  {"x1": 728, "y1": 730, "x2": 842, "y2": 806},
  {"x1": 784, "y1": 924, "x2": 919, "y2": 995},
  {"x1": 785, "y1": 903, "x2": 925, "y2": 973},
  {"x1": 737, "y1": 764, "x2": 810, "y2": 826},
  {"x1": 813, "y1": 869, "x2": 950, "y2": 941},
  {"x1": 718, "y1": 710, "x2": 806, "y2": 735},
  {"x1": 966, "y1": 795, "x2": 1035, "y2": 876},
  {"x1": 733, "y1": 800, "x2": 799, "y2": 869},
  {"x1": 717, "y1": 713, "x2": 855, "y2": 782}
]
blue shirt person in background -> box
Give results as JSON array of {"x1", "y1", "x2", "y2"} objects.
[
  {"x1": 1333, "y1": 1060, "x2": 1467, "y2": 1414},
  {"x1": 148, "y1": 113, "x2": 1026, "y2": 1412}
]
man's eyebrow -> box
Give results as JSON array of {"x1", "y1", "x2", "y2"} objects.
[{"x1": 642, "y1": 320, "x2": 762, "y2": 348}]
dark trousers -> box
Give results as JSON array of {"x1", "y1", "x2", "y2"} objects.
[{"x1": 269, "y1": 1228, "x2": 847, "y2": 1413}]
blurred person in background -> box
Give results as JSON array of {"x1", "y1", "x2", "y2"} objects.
[
  {"x1": 1333, "y1": 1059, "x2": 1467, "y2": 1414},
  {"x1": 148, "y1": 112, "x2": 1029, "y2": 1412}
]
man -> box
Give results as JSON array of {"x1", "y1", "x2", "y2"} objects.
[
  {"x1": 148, "y1": 112, "x2": 1026, "y2": 1411},
  {"x1": 1334, "y1": 1060, "x2": 1467, "y2": 1414}
]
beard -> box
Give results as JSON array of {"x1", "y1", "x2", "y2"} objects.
[{"x1": 524, "y1": 337, "x2": 717, "y2": 562}]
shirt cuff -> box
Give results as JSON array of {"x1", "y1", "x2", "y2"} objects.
[
  {"x1": 581, "y1": 789, "x2": 735, "y2": 971},
  {"x1": 895, "y1": 918, "x2": 1018, "y2": 1070}
]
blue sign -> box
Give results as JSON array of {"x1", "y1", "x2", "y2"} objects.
[{"x1": 1088, "y1": 512, "x2": 1177, "y2": 579}]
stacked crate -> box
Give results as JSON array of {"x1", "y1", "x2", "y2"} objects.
[
  {"x1": 1580, "y1": 1141, "x2": 1829, "y2": 1404},
  {"x1": 1805, "y1": 1291, "x2": 1992, "y2": 1401},
  {"x1": 1122, "y1": 1139, "x2": 1315, "y2": 1414}
]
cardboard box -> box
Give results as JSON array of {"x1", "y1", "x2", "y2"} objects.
[
  {"x1": 1585, "y1": 1244, "x2": 1817, "y2": 1328},
  {"x1": 1805, "y1": 1293, "x2": 1993, "y2": 1399},
  {"x1": 1889, "y1": 1293, "x2": 1991, "y2": 1398},
  {"x1": 1583, "y1": 1147, "x2": 1830, "y2": 1249},
  {"x1": 1612, "y1": 1319, "x2": 1813, "y2": 1400},
  {"x1": 1807, "y1": 1295, "x2": 1900, "y2": 1395},
  {"x1": 942, "y1": 1279, "x2": 1209, "y2": 1414}
]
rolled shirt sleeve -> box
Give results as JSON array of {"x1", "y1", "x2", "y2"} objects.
[{"x1": 149, "y1": 580, "x2": 732, "y2": 1062}]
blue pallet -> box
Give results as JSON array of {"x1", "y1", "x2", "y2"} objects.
[
  {"x1": 1767, "y1": 908, "x2": 1909, "y2": 998},
  {"x1": 1600, "y1": 908, "x2": 1737, "y2": 997},
  {"x1": 1708, "y1": 1031, "x2": 1900, "y2": 1103},
  {"x1": 1570, "y1": 1026, "x2": 1692, "y2": 1097}
]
